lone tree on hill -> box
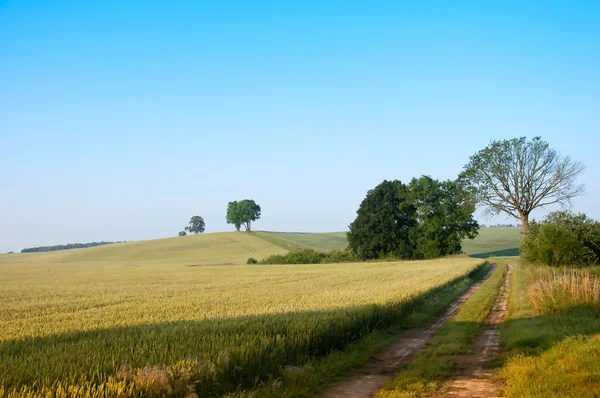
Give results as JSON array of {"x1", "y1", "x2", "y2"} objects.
[
  {"x1": 185, "y1": 216, "x2": 205, "y2": 234},
  {"x1": 226, "y1": 200, "x2": 261, "y2": 232},
  {"x1": 178, "y1": 231, "x2": 187, "y2": 236},
  {"x1": 460, "y1": 137, "x2": 585, "y2": 235}
]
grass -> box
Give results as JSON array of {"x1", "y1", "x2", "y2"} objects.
[
  {"x1": 256, "y1": 227, "x2": 522, "y2": 258},
  {"x1": 497, "y1": 262, "x2": 600, "y2": 397},
  {"x1": 461, "y1": 227, "x2": 521, "y2": 258},
  {"x1": 0, "y1": 233, "x2": 484, "y2": 397},
  {"x1": 376, "y1": 260, "x2": 509, "y2": 397},
  {"x1": 255, "y1": 231, "x2": 349, "y2": 251}
]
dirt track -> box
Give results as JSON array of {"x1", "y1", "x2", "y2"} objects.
[
  {"x1": 440, "y1": 263, "x2": 513, "y2": 398},
  {"x1": 317, "y1": 264, "x2": 497, "y2": 398}
]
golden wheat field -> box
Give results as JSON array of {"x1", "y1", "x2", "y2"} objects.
[{"x1": 0, "y1": 232, "x2": 483, "y2": 397}]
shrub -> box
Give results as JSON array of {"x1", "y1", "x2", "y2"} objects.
[
  {"x1": 527, "y1": 268, "x2": 600, "y2": 314},
  {"x1": 246, "y1": 257, "x2": 258, "y2": 264},
  {"x1": 521, "y1": 211, "x2": 600, "y2": 267},
  {"x1": 258, "y1": 249, "x2": 361, "y2": 265}
]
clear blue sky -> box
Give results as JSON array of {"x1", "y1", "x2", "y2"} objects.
[{"x1": 1, "y1": 1, "x2": 599, "y2": 252}]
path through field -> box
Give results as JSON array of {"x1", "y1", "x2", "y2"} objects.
[
  {"x1": 318, "y1": 264, "x2": 497, "y2": 398},
  {"x1": 441, "y1": 264, "x2": 513, "y2": 398}
]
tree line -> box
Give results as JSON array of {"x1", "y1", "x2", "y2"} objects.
[{"x1": 21, "y1": 241, "x2": 123, "y2": 253}]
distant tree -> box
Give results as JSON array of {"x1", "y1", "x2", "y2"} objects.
[
  {"x1": 460, "y1": 137, "x2": 585, "y2": 234},
  {"x1": 7, "y1": 251, "x2": 14, "y2": 254},
  {"x1": 178, "y1": 231, "x2": 187, "y2": 236},
  {"x1": 347, "y1": 177, "x2": 479, "y2": 260},
  {"x1": 226, "y1": 201, "x2": 242, "y2": 231},
  {"x1": 185, "y1": 216, "x2": 206, "y2": 234},
  {"x1": 226, "y1": 200, "x2": 261, "y2": 231},
  {"x1": 21, "y1": 241, "x2": 123, "y2": 253}
]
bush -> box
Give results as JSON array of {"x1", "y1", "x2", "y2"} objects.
[
  {"x1": 522, "y1": 211, "x2": 600, "y2": 266},
  {"x1": 258, "y1": 249, "x2": 361, "y2": 265},
  {"x1": 246, "y1": 257, "x2": 258, "y2": 264}
]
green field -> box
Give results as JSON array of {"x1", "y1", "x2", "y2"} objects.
[
  {"x1": 257, "y1": 227, "x2": 522, "y2": 257},
  {"x1": 0, "y1": 233, "x2": 484, "y2": 397}
]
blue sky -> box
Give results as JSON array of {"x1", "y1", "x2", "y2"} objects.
[{"x1": 1, "y1": 1, "x2": 598, "y2": 252}]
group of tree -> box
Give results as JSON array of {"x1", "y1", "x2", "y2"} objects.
[
  {"x1": 345, "y1": 136, "x2": 591, "y2": 264},
  {"x1": 179, "y1": 216, "x2": 206, "y2": 236},
  {"x1": 347, "y1": 176, "x2": 479, "y2": 260},
  {"x1": 480, "y1": 223, "x2": 523, "y2": 228},
  {"x1": 226, "y1": 200, "x2": 261, "y2": 231},
  {"x1": 20, "y1": 241, "x2": 123, "y2": 253}
]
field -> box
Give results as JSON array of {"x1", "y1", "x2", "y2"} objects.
[
  {"x1": 0, "y1": 233, "x2": 484, "y2": 397},
  {"x1": 255, "y1": 227, "x2": 521, "y2": 258}
]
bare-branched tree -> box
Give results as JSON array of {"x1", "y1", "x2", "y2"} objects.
[{"x1": 460, "y1": 137, "x2": 585, "y2": 234}]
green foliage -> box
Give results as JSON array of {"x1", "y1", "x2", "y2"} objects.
[
  {"x1": 226, "y1": 200, "x2": 261, "y2": 231},
  {"x1": 184, "y1": 215, "x2": 205, "y2": 234},
  {"x1": 521, "y1": 211, "x2": 600, "y2": 266},
  {"x1": 460, "y1": 136, "x2": 585, "y2": 234},
  {"x1": 259, "y1": 249, "x2": 360, "y2": 264},
  {"x1": 178, "y1": 231, "x2": 187, "y2": 236},
  {"x1": 246, "y1": 257, "x2": 258, "y2": 264},
  {"x1": 347, "y1": 177, "x2": 478, "y2": 260}
]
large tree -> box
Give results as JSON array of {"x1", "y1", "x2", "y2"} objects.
[
  {"x1": 347, "y1": 177, "x2": 478, "y2": 260},
  {"x1": 185, "y1": 216, "x2": 205, "y2": 234},
  {"x1": 460, "y1": 137, "x2": 585, "y2": 234},
  {"x1": 347, "y1": 180, "x2": 416, "y2": 259},
  {"x1": 226, "y1": 200, "x2": 261, "y2": 232},
  {"x1": 407, "y1": 176, "x2": 479, "y2": 258}
]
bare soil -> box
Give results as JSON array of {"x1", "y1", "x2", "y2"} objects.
[{"x1": 317, "y1": 265, "x2": 497, "y2": 398}]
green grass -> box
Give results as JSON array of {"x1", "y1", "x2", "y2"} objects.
[
  {"x1": 376, "y1": 260, "x2": 508, "y2": 397},
  {"x1": 256, "y1": 231, "x2": 349, "y2": 251},
  {"x1": 256, "y1": 227, "x2": 522, "y2": 258},
  {"x1": 0, "y1": 233, "x2": 484, "y2": 397},
  {"x1": 497, "y1": 263, "x2": 600, "y2": 397},
  {"x1": 461, "y1": 227, "x2": 521, "y2": 258}
]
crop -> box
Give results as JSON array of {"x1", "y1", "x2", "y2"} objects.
[{"x1": 0, "y1": 234, "x2": 482, "y2": 397}]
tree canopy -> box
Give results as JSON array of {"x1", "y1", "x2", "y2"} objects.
[
  {"x1": 460, "y1": 137, "x2": 585, "y2": 234},
  {"x1": 347, "y1": 177, "x2": 478, "y2": 260},
  {"x1": 185, "y1": 216, "x2": 205, "y2": 234},
  {"x1": 226, "y1": 200, "x2": 261, "y2": 232}
]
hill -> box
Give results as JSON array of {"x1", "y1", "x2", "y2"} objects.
[{"x1": 0, "y1": 232, "x2": 287, "y2": 268}]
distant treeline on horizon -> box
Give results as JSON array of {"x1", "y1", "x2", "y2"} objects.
[{"x1": 21, "y1": 241, "x2": 124, "y2": 253}]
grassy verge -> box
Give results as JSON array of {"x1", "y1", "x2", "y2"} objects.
[
  {"x1": 496, "y1": 263, "x2": 600, "y2": 397},
  {"x1": 234, "y1": 263, "x2": 492, "y2": 397},
  {"x1": 376, "y1": 260, "x2": 509, "y2": 397}
]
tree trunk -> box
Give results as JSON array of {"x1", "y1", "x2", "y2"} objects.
[{"x1": 520, "y1": 213, "x2": 529, "y2": 235}]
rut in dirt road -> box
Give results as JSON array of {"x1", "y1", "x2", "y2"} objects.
[
  {"x1": 442, "y1": 264, "x2": 513, "y2": 398},
  {"x1": 317, "y1": 264, "x2": 496, "y2": 398}
]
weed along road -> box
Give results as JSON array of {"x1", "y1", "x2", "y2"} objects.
[{"x1": 318, "y1": 264, "x2": 498, "y2": 398}]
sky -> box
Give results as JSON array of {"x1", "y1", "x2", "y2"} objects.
[{"x1": 1, "y1": 0, "x2": 599, "y2": 252}]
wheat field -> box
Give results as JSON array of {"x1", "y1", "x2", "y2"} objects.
[{"x1": 0, "y1": 232, "x2": 482, "y2": 397}]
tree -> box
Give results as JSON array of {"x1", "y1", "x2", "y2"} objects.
[
  {"x1": 226, "y1": 201, "x2": 242, "y2": 231},
  {"x1": 347, "y1": 177, "x2": 479, "y2": 260},
  {"x1": 460, "y1": 137, "x2": 585, "y2": 234},
  {"x1": 226, "y1": 200, "x2": 261, "y2": 231},
  {"x1": 185, "y1": 216, "x2": 205, "y2": 234},
  {"x1": 347, "y1": 180, "x2": 416, "y2": 259},
  {"x1": 178, "y1": 231, "x2": 187, "y2": 236},
  {"x1": 407, "y1": 176, "x2": 479, "y2": 258}
]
